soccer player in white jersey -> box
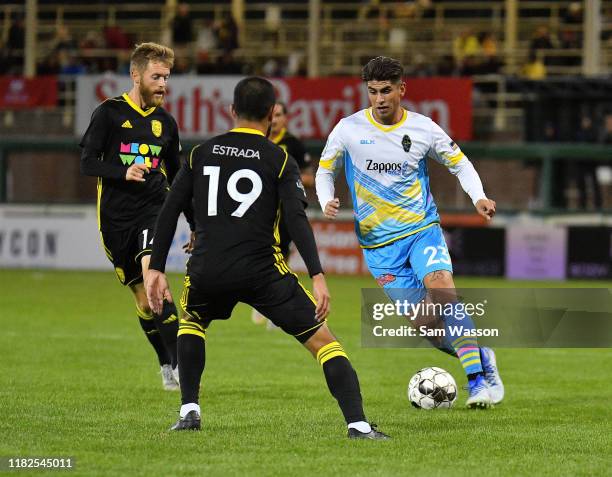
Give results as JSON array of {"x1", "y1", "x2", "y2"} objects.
[{"x1": 315, "y1": 56, "x2": 504, "y2": 408}]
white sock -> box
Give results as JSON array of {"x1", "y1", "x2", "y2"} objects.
[
  {"x1": 348, "y1": 421, "x2": 371, "y2": 433},
  {"x1": 180, "y1": 403, "x2": 200, "y2": 418}
]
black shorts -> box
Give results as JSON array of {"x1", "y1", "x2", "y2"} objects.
[
  {"x1": 180, "y1": 274, "x2": 324, "y2": 343},
  {"x1": 100, "y1": 214, "x2": 157, "y2": 286}
]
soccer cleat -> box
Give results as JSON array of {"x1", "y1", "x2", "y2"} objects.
[
  {"x1": 347, "y1": 424, "x2": 391, "y2": 440},
  {"x1": 161, "y1": 364, "x2": 179, "y2": 391},
  {"x1": 170, "y1": 410, "x2": 201, "y2": 431},
  {"x1": 480, "y1": 347, "x2": 504, "y2": 404},
  {"x1": 465, "y1": 374, "x2": 493, "y2": 409}
]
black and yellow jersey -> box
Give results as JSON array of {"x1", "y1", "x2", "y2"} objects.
[
  {"x1": 271, "y1": 128, "x2": 308, "y2": 170},
  {"x1": 150, "y1": 128, "x2": 322, "y2": 289},
  {"x1": 79, "y1": 93, "x2": 181, "y2": 232}
]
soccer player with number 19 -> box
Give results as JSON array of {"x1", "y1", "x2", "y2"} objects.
[{"x1": 315, "y1": 56, "x2": 504, "y2": 408}]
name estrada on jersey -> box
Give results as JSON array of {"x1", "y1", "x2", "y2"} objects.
[
  {"x1": 79, "y1": 93, "x2": 182, "y2": 231},
  {"x1": 316, "y1": 108, "x2": 486, "y2": 249}
]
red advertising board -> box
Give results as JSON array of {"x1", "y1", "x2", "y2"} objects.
[
  {"x1": 288, "y1": 221, "x2": 369, "y2": 275},
  {"x1": 0, "y1": 76, "x2": 58, "y2": 109},
  {"x1": 76, "y1": 75, "x2": 473, "y2": 140},
  {"x1": 277, "y1": 77, "x2": 472, "y2": 140}
]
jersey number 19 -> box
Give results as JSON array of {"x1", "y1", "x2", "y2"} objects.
[{"x1": 203, "y1": 166, "x2": 262, "y2": 217}]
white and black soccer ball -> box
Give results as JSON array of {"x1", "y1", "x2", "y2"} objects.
[{"x1": 408, "y1": 367, "x2": 457, "y2": 409}]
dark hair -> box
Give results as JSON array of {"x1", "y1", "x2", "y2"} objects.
[
  {"x1": 361, "y1": 56, "x2": 404, "y2": 83},
  {"x1": 233, "y1": 76, "x2": 276, "y2": 121}
]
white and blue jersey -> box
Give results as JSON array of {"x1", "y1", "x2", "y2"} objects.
[
  {"x1": 316, "y1": 107, "x2": 486, "y2": 288},
  {"x1": 316, "y1": 108, "x2": 472, "y2": 248}
]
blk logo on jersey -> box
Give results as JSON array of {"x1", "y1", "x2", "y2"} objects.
[
  {"x1": 402, "y1": 134, "x2": 412, "y2": 152},
  {"x1": 119, "y1": 142, "x2": 162, "y2": 169}
]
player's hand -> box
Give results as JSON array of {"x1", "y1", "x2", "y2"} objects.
[
  {"x1": 324, "y1": 198, "x2": 340, "y2": 220},
  {"x1": 182, "y1": 231, "x2": 196, "y2": 254},
  {"x1": 475, "y1": 198, "x2": 496, "y2": 221},
  {"x1": 146, "y1": 269, "x2": 173, "y2": 315},
  {"x1": 312, "y1": 273, "x2": 330, "y2": 321},
  {"x1": 126, "y1": 163, "x2": 149, "y2": 182}
]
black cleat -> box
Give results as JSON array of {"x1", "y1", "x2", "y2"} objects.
[
  {"x1": 347, "y1": 424, "x2": 390, "y2": 440},
  {"x1": 170, "y1": 410, "x2": 201, "y2": 431}
]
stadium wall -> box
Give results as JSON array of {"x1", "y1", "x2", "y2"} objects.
[{"x1": 1, "y1": 205, "x2": 609, "y2": 280}]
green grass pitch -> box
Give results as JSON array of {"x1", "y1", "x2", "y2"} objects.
[{"x1": 1, "y1": 269, "x2": 611, "y2": 476}]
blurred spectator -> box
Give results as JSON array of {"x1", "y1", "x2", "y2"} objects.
[
  {"x1": 479, "y1": 32, "x2": 502, "y2": 74},
  {"x1": 453, "y1": 29, "x2": 480, "y2": 65},
  {"x1": 406, "y1": 53, "x2": 434, "y2": 77},
  {"x1": 52, "y1": 26, "x2": 78, "y2": 55},
  {"x1": 264, "y1": 5, "x2": 282, "y2": 46},
  {"x1": 214, "y1": 13, "x2": 239, "y2": 53},
  {"x1": 173, "y1": 56, "x2": 193, "y2": 75},
  {"x1": 196, "y1": 21, "x2": 216, "y2": 53},
  {"x1": 79, "y1": 30, "x2": 105, "y2": 73},
  {"x1": 172, "y1": 3, "x2": 194, "y2": 47},
  {"x1": 58, "y1": 50, "x2": 86, "y2": 75},
  {"x1": 558, "y1": 28, "x2": 581, "y2": 67},
  {"x1": 196, "y1": 51, "x2": 216, "y2": 75},
  {"x1": 599, "y1": 113, "x2": 612, "y2": 144},
  {"x1": 521, "y1": 52, "x2": 547, "y2": 80},
  {"x1": 4, "y1": 13, "x2": 25, "y2": 74},
  {"x1": 37, "y1": 51, "x2": 61, "y2": 75},
  {"x1": 215, "y1": 52, "x2": 244, "y2": 74},
  {"x1": 572, "y1": 115, "x2": 602, "y2": 209},
  {"x1": 104, "y1": 25, "x2": 132, "y2": 50},
  {"x1": 262, "y1": 57, "x2": 285, "y2": 77},
  {"x1": 435, "y1": 55, "x2": 457, "y2": 76},
  {"x1": 530, "y1": 26, "x2": 556, "y2": 65},
  {"x1": 563, "y1": 2, "x2": 583, "y2": 24}
]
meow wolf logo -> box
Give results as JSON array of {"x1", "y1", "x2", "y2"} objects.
[{"x1": 119, "y1": 143, "x2": 162, "y2": 169}]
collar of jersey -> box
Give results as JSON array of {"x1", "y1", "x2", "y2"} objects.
[
  {"x1": 271, "y1": 128, "x2": 286, "y2": 144},
  {"x1": 122, "y1": 93, "x2": 156, "y2": 117},
  {"x1": 230, "y1": 127, "x2": 265, "y2": 136},
  {"x1": 365, "y1": 108, "x2": 407, "y2": 132}
]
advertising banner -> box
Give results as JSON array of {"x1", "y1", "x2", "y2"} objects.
[
  {"x1": 506, "y1": 225, "x2": 567, "y2": 280},
  {"x1": 0, "y1": 206, "x2": 191, "y2": 273},
  {"x1": 567, "y1": 226, "x2": 612, "y2": 279},
  {"x1": 75, "y1": 75, "x2": 473, "y2": 140},
  {"x1": 0, "y1": 76, "x2": 58, "y2": 109}
]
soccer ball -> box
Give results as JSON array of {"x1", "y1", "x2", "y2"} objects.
[{"x1": 408, "y1": 367, "x2": 457, "y2": 409}]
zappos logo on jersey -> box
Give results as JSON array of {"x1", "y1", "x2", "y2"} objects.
[
  {"x1": 119, "y1": 143, "x2": 162, "y2": 169},
  {"x1": 366, "y1": 159, "x2": 411, "y2": 177}
]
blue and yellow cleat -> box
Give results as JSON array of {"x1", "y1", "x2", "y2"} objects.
[
  {"x1": 465, "y1": 374, "x2": 493, "y2": 409},
  {"x1": 481, "y1": 347, "x2": 504, "y2": 404}
]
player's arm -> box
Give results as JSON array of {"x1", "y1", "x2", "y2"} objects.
[
  {"x1": 315, "y1": 120, "x2": 345, "y2": 219},
  {"x1": 428, "y1": 121, "x2": 496, "y2": 221},
  {"x1": 79, "y1": 104, "x2": 148, "y2": 181},
  {"x1": 279, "y1": 157, "x2": 330, "y2": 320},
  {"x1": 147, "y1": 159, "x2": 194, "y2": 314}
]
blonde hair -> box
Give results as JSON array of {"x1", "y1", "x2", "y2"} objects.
[{"x1": 130, "y1": 42, "x2": 175, "y2": 72}]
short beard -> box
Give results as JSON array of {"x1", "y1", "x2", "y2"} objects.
[{"x1": 140, "y1": 84, "x2": 164, "y2": 108}]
